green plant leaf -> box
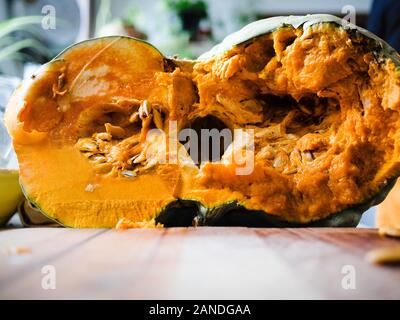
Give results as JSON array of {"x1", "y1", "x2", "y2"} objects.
[
  {"x1": 96, "y1": 0, "x2": 112, "y2": 33},
  {"x1": 0, "y1": 36, "x2": 15, "y2": 47},
  {"x1": 0, "y1": 39, "x2": 51, "y2": 61},
  {"x1": 0, "y1": 16, "x2": 44, "y2": 39},
  {"x1": 0, "y1": 51, "x2": 27, "y2": 61}
]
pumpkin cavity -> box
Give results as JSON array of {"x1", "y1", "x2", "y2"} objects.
[{"x1": 75, "y1": 99, "x2": 170, "y2": 177}]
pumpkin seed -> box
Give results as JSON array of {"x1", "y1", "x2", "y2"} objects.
[
  {"x1": 273, "y1": 157, "x2": 283, "y2": 168},
  {"x1": 89, "y1": 154, "x2": 106, "y2": 163},
  {"x1": 257, "y1": 145, "x2": 275, "y2": 160},
  {"x1": 76, "y1": 138, "x2": 98, "y2": 152},
  {"x1": 379, "y1": 227, "x2": 400, "y2": 238},
  {"x1": 283, "y1": 168, "x2": 297, "y2": 175},
  {"x1": 139, "y1": 100, "x2": 151, "y2": 119},
  {"x1": 132, "y1": 151, "x2": 146, "y2": 164},
  {"x1": 139, "y1": 115, "x2": 153, "y2": 143},
  {"x1": 112, "y1": 97, "x2": 142, "y2": 107},
  {"x1": 289, "y1": 148, "x2": 302, "y2": 169},
  {"x1": 121, "y1": 170, "x2": 137, "y2": 178},
  {"x1": 105, "y1": 123, "x2": 126, "y2": 139},
  {"x1": 153, "y1": 107, "x2": 163, "y2": 130},
  {"x1": 283, "y1": 166, "x2": 297, "y2": 174},
  {"x1": 4, "y1": 246, "x2": 31, "y2": 255},
  {"x1": 366, "y1": 246, "x2": 400, "y2": 265},
  {"x1": 94, "y1": 132, "x2": 112, "y2": 141},
  {"x1": 129, "y1": 112, "x2": 140, "y2": 123},
  {"x1": 273, "y1": 151, "x2": 288, "y2": 169}
]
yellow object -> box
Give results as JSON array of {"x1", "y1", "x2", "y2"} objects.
[
  {"x1": 0, "y1": 169, "x2": 23, "y2": 226},
  {"x1": 377, "y1": 179, "x2": 400, "y2": 232}
]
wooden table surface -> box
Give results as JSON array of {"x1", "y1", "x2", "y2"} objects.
[{"x1": 0, "y1": 227, "x2": 399, "y2": 299}]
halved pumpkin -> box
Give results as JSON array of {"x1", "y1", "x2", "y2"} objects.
[{"x1": 5, "y1": 14, "x2": 400, "y2": 228}]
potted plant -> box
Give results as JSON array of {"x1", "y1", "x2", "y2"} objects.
[{"x1": 165, "y1": 0, "x2": 209, "y2": 41}]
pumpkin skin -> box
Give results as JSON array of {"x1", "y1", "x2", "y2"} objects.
[{"x1": 5, "y1": 14, "x2": 400, "y2": 228}]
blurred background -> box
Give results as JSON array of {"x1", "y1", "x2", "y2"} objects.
[{"x1": 1, "y1": 0, "x2": 399, "y2": 227}]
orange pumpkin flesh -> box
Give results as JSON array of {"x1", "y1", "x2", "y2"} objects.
[
  {"x1": 5, "y1": 20, "x2": 400, "y2": 227},
  {"x1": 378, "y1": 180, "x2": 400, "y2": 232}
]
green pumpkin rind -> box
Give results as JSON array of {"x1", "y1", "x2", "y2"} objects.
[
  {"x1": 199, "y1": 14, "x2": 400, "y2": 65},
  {"x1": 154, "y1": 178, "x2": 396, "y2": 227}
]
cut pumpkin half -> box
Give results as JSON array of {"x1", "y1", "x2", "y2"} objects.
[{"x1": 5, "y1": 15, "x2": 400, "y2": 228}]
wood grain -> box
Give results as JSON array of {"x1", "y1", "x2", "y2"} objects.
[{"x1": 0, "y1": 227, "x2": 399, "y2": 299}]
